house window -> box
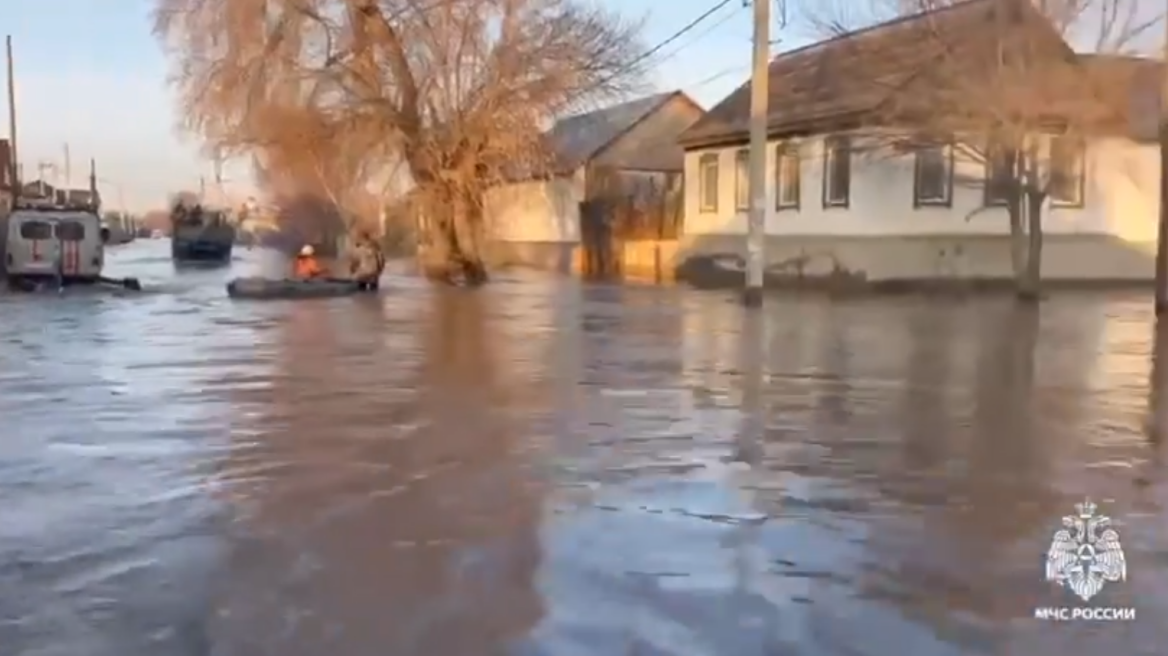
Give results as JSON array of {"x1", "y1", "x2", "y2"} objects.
[
  {"x1": 1049, "y1": 137, "x2": 1084, "y2": 207},
  {"x1": 984, "y1": 146, "x2": 1015, "y2": 206},
  {"x1": 698, "y1": 153, "x2": 718, "y2": 213},
  {"x1": 734, "y1": 149, "x2": 750, "y2": 210},
  {"x1": 775, "y1": 142, "x2": 800, "y2": 210},
  {"x1": 822, "y1": 136, "x2": 851, "y2": 207},
  {"x1": 913, "y1": 143, "x2": 952, "y2": 207}
]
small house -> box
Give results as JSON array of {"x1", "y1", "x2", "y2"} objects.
[
  {"x1": 677, "y1": 0, "x2": 1161, "y2": 286},
  {"x1": 485, "y1": 91, "x2": 705, "y2": 271}
]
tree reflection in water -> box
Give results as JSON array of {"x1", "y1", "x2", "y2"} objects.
[
  {"x1": 210, "y1": 290, "x2": 544, "y2": 655},
  {"x1": 847, "y1": 303, "x2": 1055, "y2": 650},
  {"x1": 1147, "y1": 320, "x2": 1168, "y2": 450}
]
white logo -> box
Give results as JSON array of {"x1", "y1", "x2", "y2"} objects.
[{"x1": 1044, "y1": 500, "x2": 1126, "y2": 602}]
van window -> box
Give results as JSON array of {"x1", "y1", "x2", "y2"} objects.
[
  {"x1": 55, "y1": 221, "x2": 86, "y2": 241},
  {"x1": 19, "y1": 221, "x2": 51, "y2": 239}
]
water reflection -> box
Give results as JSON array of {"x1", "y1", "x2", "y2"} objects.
[
  {"x1": 210, "y1": 287, "x2": 544, "y2": 654},
  {"x1": 900, "y1": 303, "x2": 955, "y2": 474},
  {"x1": 1147, "y1": 321, "x2": 1168, "y2": 448}
]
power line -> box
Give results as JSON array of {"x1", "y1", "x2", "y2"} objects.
[
  {"x1": 649, "y1": 3, "x2": 745, "y2": 66},
  {"x1": 692, "y1": 64, "x2": 748, "y2": 88},
  {"x1": 596, "y1": 0, "x2": 735, "y2": 87},
  {"x1": 630, "y1": 0, "x2": 735, "y2": 70}
]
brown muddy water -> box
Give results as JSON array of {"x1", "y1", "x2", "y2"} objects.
[{"x1": 1, "y1": 240, "x2": 1166, "y2": 655}]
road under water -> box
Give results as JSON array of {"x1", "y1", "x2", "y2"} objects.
[{"x1": 1, "y1": 240, "x2": 1166, "y2": 655}]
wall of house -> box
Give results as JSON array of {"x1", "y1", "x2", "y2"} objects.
[
  {"x1": 477, "y1": 97, "x2": 703, "y2": 273},
  {"x1": 483, "y1": 172, "x2": 583, "y2": 270},
  {"x1": 680, "y1": 134, "x2": 1159, "y2": 282},
  {"x1": 591, "y1": 95, "x2": 704, "y2": 173}
]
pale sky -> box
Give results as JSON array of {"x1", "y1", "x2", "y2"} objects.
[{"x1": 0, "y1": 0, "x2": 815, "y2": 213}]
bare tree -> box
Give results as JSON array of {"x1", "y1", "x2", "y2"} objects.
[
  {"x1": 801, "y1": 0, "x2": 1157, "y2": 299},
  {"x1": 154, "y1": 0, "x2": 646, "y2": 285},
  {"x1": 245, "y1": 108, "x2": 376, "y2": 254}
]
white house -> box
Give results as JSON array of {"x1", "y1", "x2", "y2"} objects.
[
  {"x1": 484, "y1": 91, "x2": 704, "y2": 272},
  {"x1": 676, "y1": 0, "x2": 1161, "y2": 286}
]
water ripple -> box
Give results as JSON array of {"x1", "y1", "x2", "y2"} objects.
[{"x1": 0, "y1": 241, "x2": 1166, "y2": 654}]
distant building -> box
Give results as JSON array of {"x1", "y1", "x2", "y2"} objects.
[{"x1": 483, "y1": 91, "x2": 705, "y2": 270}]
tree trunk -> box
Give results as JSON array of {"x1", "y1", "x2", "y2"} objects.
[
  {"x1": 1017, "y1": 193, "x2": 1044, "y2": 302},
  {"x1": 419, "y1": 217, "x2": 459, "y2": 283},
  {"x1": 416, "y1": 189, "x2": 490, "y2": 286},
  {"x1": 451, "y1": 192, "x2": 489, "y2": 286},
  {"x1": 1003, "y1": 149, "x2": 1027, "y2": 291},
  {"x1": 1016, "y1": 147, "x2": 1045, "y2": 303},
  {"x1": 1007, "y1": 196, "x2": 1027, "y2": 290}
]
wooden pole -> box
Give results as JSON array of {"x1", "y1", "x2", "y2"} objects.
[
  {"x1": 742, "y1": 0, "x2": 769, "y2": 308},
  {"x1": 89, "y1": 158, "x2": 97, "y2": 211},
  {"x1": 6, "y1": 35, "x2": 18, "y2": 198},
  {"x1": 1156, "y1": 18, "x2": 1168, "y2": 315}
]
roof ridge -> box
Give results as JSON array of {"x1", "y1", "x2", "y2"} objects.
[
  {"x1": 770, "y1": 0, "x2": 994, "y2": 65},
  {"x1": 553, "y1": 91, "x2": 677, "y2": 125},
  {"x1": 678, "y1": 0, "x2": 1083, "y2": 148}
]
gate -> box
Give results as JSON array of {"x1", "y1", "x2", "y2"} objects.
[{"x1": 579, "y1": 199, "x2": 618, "y2": 279}]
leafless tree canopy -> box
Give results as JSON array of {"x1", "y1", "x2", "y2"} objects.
[
  {"x1": 154, "y1": 0, "x2": 646, "y2": 276},
  {"x1": 799, "y1": 0, "x2": 1158, "y2": 146},
  {"x1": 806, "y1": 0, "x2": 1159, "y2": 54}
]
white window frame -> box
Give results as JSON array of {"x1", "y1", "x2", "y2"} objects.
[{"x1": 698, "y1": 153, "x2": 719, "y2": 213}]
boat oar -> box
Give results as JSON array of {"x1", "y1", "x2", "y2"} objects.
[{"x1": 98, "y1": 275, "x2": 142, "y2": 291}]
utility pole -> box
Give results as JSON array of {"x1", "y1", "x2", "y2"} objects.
[
  {"x1": 37, "y1": 161, "x2": 51, "y2": 196},
  {"x1": 6, "y1": 35, "x2": 18, "y2": 197},
  {"x1": 63, "y1": 143, "x2": 70, "y2": 190},
  {"x1": 743, "y1": 0, "x2": 770, "y2": 308},
  {"x1": 1156, "y1": 15, "x2": 1168, "y2": 314}
]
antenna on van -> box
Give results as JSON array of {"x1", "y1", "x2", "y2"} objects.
[{"x1": 89, "y1": 158, "x2": 97, "y2": 211}]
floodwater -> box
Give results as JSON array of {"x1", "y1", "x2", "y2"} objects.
[{"x1": 1, "y1": 240, "x2": 1166, "y2": 655}]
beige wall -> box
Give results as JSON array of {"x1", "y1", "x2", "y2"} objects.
[
  {"x1": 484, "y1": 172, "x2": 583, "y2": 245},
  {"x1": 482, "y1": 94, "x2": 704, "y2": 269},
  {"x1": 681, "y1": 134, "x2": 1159, "y2": 281}
]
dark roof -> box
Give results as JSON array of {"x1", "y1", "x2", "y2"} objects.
[
  {"x1": 679, "y1": 0, "x2": 1091, "y2": 148},
  {"x1": 59, "y1": 188, "x2": 99, "y2": 206},
  {"x1": 546, "y1": 91, "x2": 687, "y2": 172},
  {"x1": 21, "y1": 179, "x2": 56, "y2": 197}
]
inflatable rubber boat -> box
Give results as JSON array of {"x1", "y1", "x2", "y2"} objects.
[{"x1": 226, "y1": 276, "x2": 365, "y2": 300}]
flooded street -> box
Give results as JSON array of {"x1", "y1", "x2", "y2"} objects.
[{"x1": 1, "y1": 240, "x2": 1166, "y2": 655}]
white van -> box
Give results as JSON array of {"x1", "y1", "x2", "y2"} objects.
[{"x1": 0, "y1": 202, "x2": 107, "y2": 284}]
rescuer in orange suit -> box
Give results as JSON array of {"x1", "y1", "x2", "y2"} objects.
[{"x1": 293, "y1": 244, "x2": 326, "y2": 279}]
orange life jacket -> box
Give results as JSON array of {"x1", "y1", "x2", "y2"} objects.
[{"x1": 294, "y1": 256, "x2": 324, "y2": 278}]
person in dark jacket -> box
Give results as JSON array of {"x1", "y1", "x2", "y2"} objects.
[{"x1": 348, "y1": 230, "x2": 385, "y2": 291}]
